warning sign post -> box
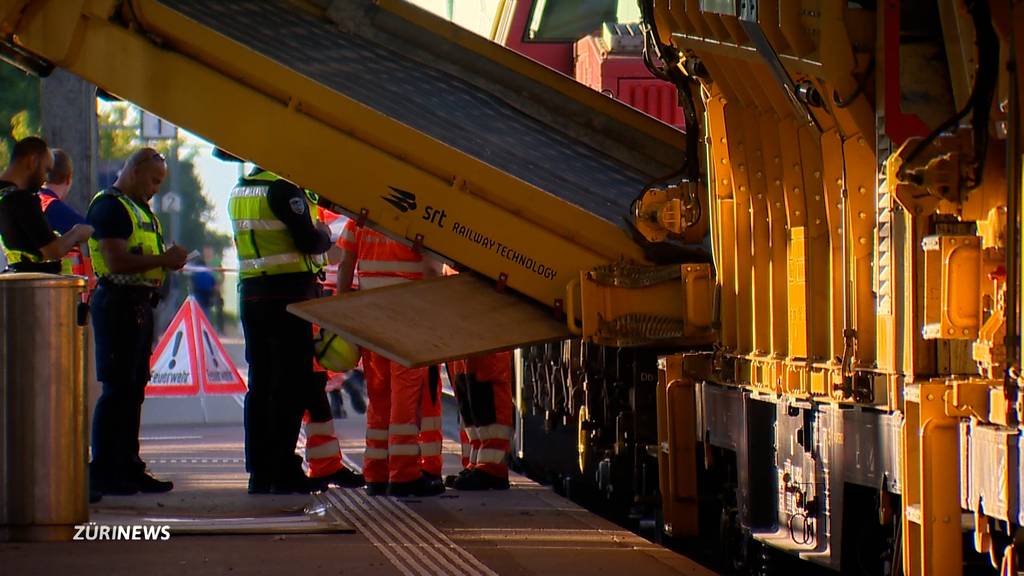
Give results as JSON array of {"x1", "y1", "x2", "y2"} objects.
[{"x1": 147, "y1": 297, "x2": 246, "y2": 397}]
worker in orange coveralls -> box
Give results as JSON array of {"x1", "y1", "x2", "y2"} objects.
[{"x1": 336, "y1": 219, "x2": 444, "y2": 497}]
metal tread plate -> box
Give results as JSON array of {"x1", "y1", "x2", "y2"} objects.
[{"x1": 159, "y1": 0, "x2": 656, "y2": 226}]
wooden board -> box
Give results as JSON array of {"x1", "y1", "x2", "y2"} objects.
[
  {"x1": 141, "y1": 492, "x2": 353, "y2": 534},
  {"x1": 288, "y1": 275, "x2": 571, "y2": 367}
]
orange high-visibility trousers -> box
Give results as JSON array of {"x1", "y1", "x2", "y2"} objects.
[
  {"x1": 362, "y1": 350, "x2": 432, "y2": 484},
  {"x1": 459, "y1": 427, "x2": 472, "y2": 469},
  {"x1": 419, "y1": 366, "x2": 443, "y2": 477},
  {"x1": 301, "y1": 412, "x2": 343, "y2": 478},
  {"x1": 450, "y1": 351, "x2": 513, "y2": 478},
  {"x1": 300, "y1": 369, "x2": 345, "y2": 478}
]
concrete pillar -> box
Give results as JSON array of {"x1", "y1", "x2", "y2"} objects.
[
  {"x1": 40, "y1": 70, "x2": 100, "y2": 443},
  {"x1": 40, "y1": 69, "x2": 97, "y2": 214}
]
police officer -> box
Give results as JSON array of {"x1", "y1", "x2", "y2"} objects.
[
  {"x1": 230, "y1": 166, "x2": 354, "y2": 494},
  {"x1": 0, "y1": 137, "x2": 93, "y2": 272},
  {"x1": 87, "y1": 148, "x2": 187, "y2": 495}
]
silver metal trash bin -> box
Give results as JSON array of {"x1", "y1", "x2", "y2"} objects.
[{"x1": 0, "y1": 273, "x2": 89, "y2": 541}]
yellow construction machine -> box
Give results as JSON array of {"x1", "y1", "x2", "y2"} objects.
[
  {"x1": 1, "y1": 1, "x2": 1022, "y2": 574},
  {"x1": 630, "y1": 2, "x2": 1023, "y2": 575}
]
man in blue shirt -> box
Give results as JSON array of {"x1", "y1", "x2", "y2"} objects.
[
  {"x1": 37, "y1": 149, "x2": 89, "y2": 275},
  {"x1": 38, "y1": 149, "x2": 87, "y2": 233},
  {"x1": 189, "y1": 258, "x2": 217, "y2": 314}
]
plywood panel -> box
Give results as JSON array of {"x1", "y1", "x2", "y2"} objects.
[{"x1": 288, "y1": 275, "x2": 570, "y2": 367}]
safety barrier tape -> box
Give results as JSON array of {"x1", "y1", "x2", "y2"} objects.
[{"x1": 149, "y1": 458, "x2": 244, "y2": 464}]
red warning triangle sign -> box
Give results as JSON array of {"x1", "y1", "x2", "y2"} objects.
[
  {"x1": 194, "y1": 303, "x2": 246, "y2": 394},
  {"x1": 147, "y1": 299, "x2": 201, "y2": 397},
  {"x1": 147, "y1": 297, "x2": 247, "y2": 397}
]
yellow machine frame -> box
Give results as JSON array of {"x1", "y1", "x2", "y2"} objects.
[
  {"x1": 0, "y1": 0, "x2": 716, "y2": 348},
  {"x1": 645, "y1": 1, "x2": 1024, "y2": 574}
]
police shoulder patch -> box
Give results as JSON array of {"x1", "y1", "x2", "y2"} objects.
[{"x1": 289, "y1": 197, "x2": 306, "y2": 215}]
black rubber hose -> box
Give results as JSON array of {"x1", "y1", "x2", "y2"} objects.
[{"x1": 898, "y1": 0, "x2": 999, "y2": 192}]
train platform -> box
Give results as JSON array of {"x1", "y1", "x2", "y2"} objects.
[{"x1": 0, "y1": 415, "x2": 715, "y2": 576}]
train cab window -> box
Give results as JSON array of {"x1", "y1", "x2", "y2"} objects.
[{"x1": 524, "y1": 0, "x2": 641, "y2": 42}]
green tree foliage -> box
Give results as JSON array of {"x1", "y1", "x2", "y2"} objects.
[
  {"x1": 0, "y1": 63, "x2": 41, "y2": 163},
  {"x1": 0, "y1": 75, "x2": 228, "y2": 263},
  {"x1": 165, "y1": 155, "x2": 232, "y2": 260},
  {"x1": 98, "y1": 104, "x2": 139, "y2": 160}
]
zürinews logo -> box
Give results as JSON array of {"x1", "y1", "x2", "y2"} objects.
[{"x1": 73, "y1": 523, "x2": 171, "y2": 541}]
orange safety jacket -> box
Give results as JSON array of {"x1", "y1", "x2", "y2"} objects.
[{"x1": 339, "y1": 219, "x2": 425, "y2": 289}]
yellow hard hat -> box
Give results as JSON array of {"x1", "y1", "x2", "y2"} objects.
[{"x1": 313, "y1": 330, "x2": 359, "y2": 372}]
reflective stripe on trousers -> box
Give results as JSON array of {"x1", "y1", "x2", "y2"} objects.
[
  {"x1": 303, "y1": 415, "x2": 343, "y2": 478},
  {"x1": 459, "y1": 427, "x2": 472, "y2": 469},
  {"x1": 363, "y1": 350, "x2": 391, "y2": 484},
  {"x1": 450, "y1": 352, "x2": 513, "y2": 478},
  {"x1": 419, "y1": 376, "x2": 443, "y2": 477},
  {"x1": 464, "y1": 425, "x2": 481, "y2": 469},
  {"x1": 362, "y1": 349, "x2": 433, "y2": 484}
]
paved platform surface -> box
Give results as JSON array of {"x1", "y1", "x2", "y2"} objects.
[{"x1": 1, "y1": 415, "x2": 716, "y2": 576}]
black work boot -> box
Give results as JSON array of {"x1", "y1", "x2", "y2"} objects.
[
  {"x1": 136, "y1": 471, "x2": 174, "y2": 493},
  {"x1": 90, "y1": 464, "x2": 138, "y2": 496},
  {"x1": 319, "y1": 467, "x2": 365, "y2": 489},
  {"x1": 444, "y1": 468, "x2": 472, "y2": 488},
  {"x1": 247, "y1": 475, "x2": 273, "y2": 494},
  {"x1": 387, "y1": 473, "x2": 445, "y2": 497},
  {"x1": 272, "y1": 472, "x2": 323, "y2": 495},
  {"x1": 365, "y1": 482, "x2": 389, "y2": 496},
  {"x1": 452, "y1": 469, "x2": 510, "y2": 491}
]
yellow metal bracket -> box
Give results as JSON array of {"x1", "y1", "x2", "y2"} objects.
[
  {"x1": 631, "y1": 182, "x2": 707, "y2": 244},
  {"x1": 943, "y1": 379, "x2": 990, "y2": 420},
  {"x1": 922, "y1": 235, "x2": 982, "y2": 340},
  {"x1": 943, "y1": 377, "x2": 1017, "y2": 426},
  {"x1": 657, "y1": 355, "x2": 698, "y2": 538},
  {"x1": 901, "y1": 381, "x2": 963, "y2": 576},
  {"x1": 571, "y1": 260, "x2": 715, "y2": 347}
]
